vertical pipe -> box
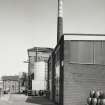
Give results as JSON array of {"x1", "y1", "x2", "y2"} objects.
[{"x1": 57, "y1": 0, "x2": 63, "y2": 43}]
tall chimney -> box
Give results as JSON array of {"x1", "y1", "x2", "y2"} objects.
[{"x1": 57, "y1": 0, "x2": 63, "y2": 43}]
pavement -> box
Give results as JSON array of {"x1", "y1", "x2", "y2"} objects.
[{"x1": 0, "y1": 94, "x2": 55, "y2": 105}]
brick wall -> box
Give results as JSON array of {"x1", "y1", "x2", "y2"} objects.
[{"x1": 64, "y1": 63, "x2": 105, "y2": 105}]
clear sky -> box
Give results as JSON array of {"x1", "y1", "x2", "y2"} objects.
[{"x1": 0, "y1": 0, "x2": 105, "y2": 78}]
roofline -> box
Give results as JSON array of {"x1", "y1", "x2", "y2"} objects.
[
  {"x1": 2, "y1": 76, "x2": 19, "y2": 81},
  {"x1": 63, "y1": 33, "x2": 105, "y2": 36},
  {"x1": 27, "y1": 47, "x2": 53, "y2": 52}
]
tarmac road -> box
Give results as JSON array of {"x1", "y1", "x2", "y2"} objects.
[{"x1": 0, "y1": 94, "x2": 55, "y2": 105}]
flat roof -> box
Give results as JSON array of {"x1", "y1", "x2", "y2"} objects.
[
  {"x1": 64, "y1": 34, "x2": 105, "y2": 40},
  {"x1": 64, "y1": 33, "x2": 105, "y2": 36}
]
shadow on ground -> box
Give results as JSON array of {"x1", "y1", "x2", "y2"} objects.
[{"x1": 26, "y1": 96, "x2": 55, "y2": 105}]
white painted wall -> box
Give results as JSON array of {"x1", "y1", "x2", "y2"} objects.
[{"x1": 32, "y1": 61, "x2": 47, "y2": 90}]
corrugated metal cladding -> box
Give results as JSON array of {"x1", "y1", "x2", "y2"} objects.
[{"x1": 64, "y1": 40, "x2": 105, "y2": 65}]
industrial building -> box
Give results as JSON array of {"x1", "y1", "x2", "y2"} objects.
[
  {"x1": 2, "y1": 73, "x2": 28, "y2": 94},
  {"x1": 47, "y1": 0, "x2": 105, "y2": 105},
  {"x1": 27, "y1": 47, "x2": 53, "y2": 94},
  {"x1": 2, "y1": 76, "x2": 19, "y2": 94},
  {"x1": 48, "y1": 34, "x2": 105, "y2": 105}
]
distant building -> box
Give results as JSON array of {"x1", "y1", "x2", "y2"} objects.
[
  {"x1": 2, "y1": 73, "x2": 28, "y2": 94},
  {"x1": 2, "y1": 76, "x2": 19, "y2": 93},
  {"x1": 0, "y1": 81, "x2": 3, "y2": 95},
  {"x1": 27, "y1": 47, "x2": 53, "y2": 92}
]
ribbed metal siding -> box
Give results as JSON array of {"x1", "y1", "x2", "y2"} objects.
[{"x1": 65, "y1": 40, "x2": 105, "y2": 65}]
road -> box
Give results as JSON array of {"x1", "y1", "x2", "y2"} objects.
[{"x1": 0, "y1": 94, "x2": 55, "y2": 105}]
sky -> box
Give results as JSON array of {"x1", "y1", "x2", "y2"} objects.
[{"x1": 0, "y1": 0, "x2": 105, "y2": 78}]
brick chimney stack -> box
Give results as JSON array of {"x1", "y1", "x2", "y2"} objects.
[{"x1": 57, "y1": 0, "x2": 63, "y2": 43}]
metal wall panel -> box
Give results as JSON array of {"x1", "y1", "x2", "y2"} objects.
[
  {"x1": 101, "y1": 41, "x2": 105, "y2": 64},
  {"x1": 69, "y1": 41, "x2": 79, "y2": 63},
  {"x1": 65, "y1": 40, "x2": 105, "y2": 65},
  {"x1": 94, "y1": 41, "x2": 105, "y2": 65},
  {"x1": 69, "y1": 41, "x2": 94, "y2": 64},
  {"x1": 64, "y1": 41, "x2": 70, "y2": 62},
  {"x1": 78, "y1": 41, "x2": 94, "y2": 64},
  {"x1": 94, "y1": 41, "x2": 102, "y2": 64}
]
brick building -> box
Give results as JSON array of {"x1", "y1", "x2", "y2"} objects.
[
  {"x1": 48, "y1": 34, "x2": 105, "y2": 105},
  {"x1": 47, "y1": 0, "x2": 105, "y2": 105}
]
